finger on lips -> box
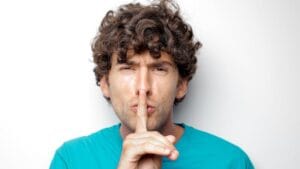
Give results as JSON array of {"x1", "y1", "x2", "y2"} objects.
[
  {"x1": 132, "y1": 89, "x2": 179, "y2": 160},
  {"x1": 135, "y1": 89, "x2": 147, "y2": 133}
]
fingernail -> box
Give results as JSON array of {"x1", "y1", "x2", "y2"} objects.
[
  {"x1": 165, "y1": 148, "x2": 171, "y2": 154},
  {"x1": 172, "y1": 150, "x2": 179, "y2": 158}
]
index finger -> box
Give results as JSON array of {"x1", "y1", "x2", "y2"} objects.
[{"x1": 135, "y1": 89, "x2": 147, "y2": 133}]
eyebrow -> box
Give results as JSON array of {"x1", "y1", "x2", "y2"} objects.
[{"x1": 119, "y1": 60, "x2": 176, "y2": 68}]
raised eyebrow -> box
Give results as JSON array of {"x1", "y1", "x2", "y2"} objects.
[
  {"x1": 149, "y1": 61, "x2": 175, "y2": 68},
  {"x1": 117, "y1": 60, "x2": 137, "y2": 66},
  {"x1": 117, "y1": 60, "x2": 175, "y2": 68}
]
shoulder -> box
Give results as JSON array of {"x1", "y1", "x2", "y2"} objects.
[
  {"x1": 182, "y1": 123, "x2": 244, "y2": 151},
  {"x1": 55, "y1": 123, "x2": 121, "y2": 156},
  {"x1": 178, "y1": 123, "x2": 254, "y2": 168},
  {"x1": 50, "y1": 123, "x2": 122, "y2": 168}
]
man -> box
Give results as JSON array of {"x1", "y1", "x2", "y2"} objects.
[{"x1": 50, "y1": 0, "x2": 254, "y2": 168}]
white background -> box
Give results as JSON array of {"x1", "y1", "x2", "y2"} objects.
[{"x1": 0, "y1": 0, "x2": 299, "y2": 168}]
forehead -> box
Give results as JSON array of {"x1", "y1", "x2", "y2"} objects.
[{"x1": 112, "y1": 50, "x2": 175, "y2": 65}]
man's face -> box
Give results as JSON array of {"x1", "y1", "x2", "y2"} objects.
[{"x1": 100, "y1": 50, "x2": 188, "y2": 132}]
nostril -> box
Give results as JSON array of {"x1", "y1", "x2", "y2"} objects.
[{"x1": 136, "y1": 89, "x2": 151, "y2": 96}]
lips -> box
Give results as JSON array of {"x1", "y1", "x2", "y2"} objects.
[{"x1": 131, "y1": 105, "x2": 155, "y2": 115}]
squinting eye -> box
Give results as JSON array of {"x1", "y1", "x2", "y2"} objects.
[
  {"x1": 119, "y1": 66, "x2": 136, "y2": 73},
  {"x1": 120, "y1": 66, "x2": 133, "y2": 70},
  {"x1": 153, "y1": 67, "x2": 168, "y2": 75},
  {"x1": 155, "y1": 67, "x2": 167, "y2": 71},
  {"x1": 121, "y1": 67, "x2": 131, "y2": 69}
]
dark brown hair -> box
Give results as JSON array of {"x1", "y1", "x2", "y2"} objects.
[{"x1": 92, "y1": 0, "x2": 201, "y2": 103}]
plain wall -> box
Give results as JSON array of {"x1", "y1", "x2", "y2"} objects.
[{"x1": 0, "y1": 0, "x2": 299, "y2": 168}]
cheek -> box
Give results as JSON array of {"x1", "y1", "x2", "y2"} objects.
[
  {"x1": 125, "y1": 75, "x2": 136, "y2": 89},
  {"x1": 110, "y1": 74, "x2": 136, "y2": 92},
  {"x1": 108, "y1": 74, "x2": 136, "y2": 106},
  {"x1": 153, "y1": 77, "x2": 178, "y2": 101}
]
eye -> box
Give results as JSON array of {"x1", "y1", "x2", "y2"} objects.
[
  {"x1": 121, "y1": 66, "x2": 131, "y2": 70},
  {"x1": 155, "y1": 67, "x2": 166, "y2": 71},
  {"x1": 119, "y1": 65, "x2": 135, "y2": 71},
  {"x1": 153, "y1": 66, "x2": 168, "y2": 75}
]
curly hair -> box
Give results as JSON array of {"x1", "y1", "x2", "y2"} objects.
[{"x1": 92, "y1": 0, "x2": 202, "y2": 104}]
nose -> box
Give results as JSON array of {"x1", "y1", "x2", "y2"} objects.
[{"x1": 136, "y1": 67, "x2": 151, "y2": 96}]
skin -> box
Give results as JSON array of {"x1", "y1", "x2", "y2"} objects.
[{"x1": 99, "y1": 50, "x2": 188, "y2": 169}]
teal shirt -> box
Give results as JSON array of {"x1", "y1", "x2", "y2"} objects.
[{"x1": 50, "y1": 123, "x2": 254, "y2": 169}]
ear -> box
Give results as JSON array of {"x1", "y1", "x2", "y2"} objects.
[
  {"x1": 175, "y1": 79, "x2": 188, "y2": 100},
  {"x1": 99, "y1": 76, "x2": 110, "y2": 98}
]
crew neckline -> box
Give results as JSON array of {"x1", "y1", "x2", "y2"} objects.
[{"x1": 115, "y1": 123, "x2": 187, "y2": 146}]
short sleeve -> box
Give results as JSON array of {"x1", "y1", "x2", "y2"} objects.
[
  {"x1": 231, "y1": 149, "x2": 255, "y2": 169},
  {"x1": 49, "y1": 146, "x2": 68, "y2": 169}
]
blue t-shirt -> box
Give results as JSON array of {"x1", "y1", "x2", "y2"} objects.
[{"x1": 50, "y1": 123, "x2": 254, "y2": 169}]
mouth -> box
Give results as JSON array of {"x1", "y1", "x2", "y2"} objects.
[{"x1": 131, "y1": 105, "x2": 155, "y2": 115}]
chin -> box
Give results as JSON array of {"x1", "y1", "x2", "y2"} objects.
[
  {"x1": 147, "y1": 121, "x2": 164, "y2": 131},
  {"x1": 121, "y1": 117, "x2": 164, "y2": 132}
]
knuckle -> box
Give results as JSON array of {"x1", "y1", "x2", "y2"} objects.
[
  {"x1": 141, "y1": 142, "x2": 149, "y2": 148},
  {"x1": 122, "y1": 140, "x2": 133, "y2": 150},
  {"x1": 125, "y1": 133, "x2": 135, "y2": 139},
  {"x1": 150, "y1": 131, "x2": 161, "y2": 138},
  {"x1": 144, "y1": 143, "x2": 165, "y2": 154},
  {"x1": 122, "y1": 147, "x2": 134, "y2": 158},
  {"x1": 121, "y1": 143, "x2": 136, "y2": 157},
  {"x1": 145, "y1": 143, "x2": 155, "y2": 152}
]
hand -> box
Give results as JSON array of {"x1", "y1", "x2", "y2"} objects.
[{"x1": 117, "y1": 90, "x2": 179, "y2": 169}]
